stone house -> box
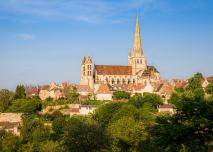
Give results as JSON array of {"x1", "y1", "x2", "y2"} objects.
[
  {"x1": 39, "y1": 82, "x2": 65, "y2": 100},
  {"x1": 0, "y1": 113, "x2": 22, "y2": 136}
]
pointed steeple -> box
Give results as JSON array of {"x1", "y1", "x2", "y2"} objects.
[
  {"x1": 133, "y1": 15, "x2": 143, "y2": 56},
  {"x1": 82, "y1": 56, "x2": 86, "y2": 64}
]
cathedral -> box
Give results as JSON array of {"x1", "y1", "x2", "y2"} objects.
[{"x1": 80, "y1": 16, "x2": 160, "y2": 88}]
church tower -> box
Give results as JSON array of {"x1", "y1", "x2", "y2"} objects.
[
  {"x1": 80, "y1": 55, "x2": 94, "y2": 88},
  {"x1": 128, "y1": 16, "x2": 147, "y2": 75}
]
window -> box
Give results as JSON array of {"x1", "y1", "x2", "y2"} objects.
[
  {"x1": 112, "y1": 78, "x2": 115, "y2": 85},
  {"x1": 117, "y1": 79, "x2": 120, "y2": 84}
]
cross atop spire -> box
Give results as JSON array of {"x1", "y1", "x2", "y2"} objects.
[{"x1": 133, "y1": 15, "x2": 143, "y2": 56}]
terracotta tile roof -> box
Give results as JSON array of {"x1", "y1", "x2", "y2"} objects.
[
  {"x1": 96, "y1": 84, "x2": 111, "y2": 94},
  {"x1": 159, "y1": 104, "x2": 175, "y2": 109},
  {"x1": 207, "y1": 76, "x2": 213, "y2": 82},
  {"x1": 25, "y1": 87, "x2": 39, "y2": 96},
  {"x1": 133, "y1": 83, "x2": 145, "y2": 91},
  {"x1": 0, "y1": 122, "x2": 20, "y2": 129},
  {"x1": 95, "y1": 65, "x2": 132, "y2": 75},
  {"x1": 159, "y1": 84, "x2": 173, "y2": 95},
  {"x1": 70, "y1": 108, "x2": 80, "y2": 113},
  {"x1": 76, "y1": 85, "x2": 93, "y2": 92}
]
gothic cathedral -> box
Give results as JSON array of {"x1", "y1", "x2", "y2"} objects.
[{"x1": 80, "y1": 16, "x2": 160, "y2": 88}]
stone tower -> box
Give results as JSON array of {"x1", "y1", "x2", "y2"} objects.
[
  {"x1": 80, "y1": 55, "x2": 94, "y2": 88},
  {"x1": 128, "y1": 16, "x2": 147, "y2": 75}
]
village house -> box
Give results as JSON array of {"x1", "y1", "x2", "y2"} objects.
[
  {"x1": 154, "y1": 81, "x2": 173, "y2": 103},
  {"x1": 25, "y1": 86, "x2": 39, "y2": 97},
  {"x1": 158, "y1": 104, "x2": 176, "y2": 115},
  {"x1": 39, "y1": 82, "x2": 66, "y2": 100},
  {"x1": 95, "y1": 84, "x2": 112, "y2": 100},
  {"x1": 0, "y1": 113, "x2": 22, "y2": 136}
]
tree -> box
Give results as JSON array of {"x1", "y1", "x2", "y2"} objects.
[
  {"x1": 0, "y1": 131, "x2": 21, "y2": 152},
  {"x1": 151, "y1": 88, "x2": 213, "y2": 151},
  {"x1": 67, "y1": 88, "x2": 80, "y2": 103},
  {"x1": 186, "y1": 72, "x2": 204, "y2": 100},
  {"x1": 113, "y1": 91, "x2": 131, "y2": 100},
  {"x1": 93, "y1": 103, "x2": 123, "y2": 127},
  {"x1": 206, "y1": 81, "x2": 213, "y2": 95},
  {"x1": 129, "y1": 93, "x2": 163, "y2": 109},
  {"x1": 0, "y1": 89, "x2": 14, "y2": 112},
  {"x1": 14, "y1": 85, "x2": 26, "y2": 99},
  {"x1": 107, "y1": 116, "x2": 147, "y2": 151},
  {"x1": 7, "y1": 98, "x2": 41, "y2": 114},
  {"x1": 52, "y1": 117, "x2": 67, "y2": 139},
  {"x1": 40, "y1": 141, "x2": 65, "y2": 152},
  {"x1": 63, "y1": 116, "x2": 108, "y2": 152}
]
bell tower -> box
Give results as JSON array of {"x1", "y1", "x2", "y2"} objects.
[
  {"x1": 80, "y1": 55, "x2": 94, "y2": 88},
  {"x1": 128, "y1": 16, "x2": 147, "y2": 75}
]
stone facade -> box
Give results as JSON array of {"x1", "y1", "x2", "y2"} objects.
[{"x1": 80, "y1": 16, "x2": 160, "y2": 89}]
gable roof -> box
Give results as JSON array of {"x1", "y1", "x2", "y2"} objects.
[
  {"x1": 96, "y1": 84, "x2": 111, "y2": 94},
  {"x1": 207, "y1": 76, "x2": 213, "y2": 82},
  {"x1": 76, "y1": 85, "x2": 93, "y2": 93},
  {"x1": 95, "y1": 65, "x2": 132, "y2": 75}
]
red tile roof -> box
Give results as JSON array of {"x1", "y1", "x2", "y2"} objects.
[
  {"x1": 207, "y1": 76, "x2": 213, "y2": 82},
  {"x1": 70, "y1": 108, "x2": 80, "y2": 113},
  {"x1": 159, "y1": 104, "x2": 175, "y2": 109},
  {"x1": 95, "y1": 65, "x2": 132, "y2": 75},
  {"x1": 96, "y1": 84, "x2": 111, "y2": 94},
  {"x1": 76, "y1": 85, "x2": 93, "y2": 92}
]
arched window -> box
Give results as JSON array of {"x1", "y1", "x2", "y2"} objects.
[
  {"x1": 128, "y1": 79, "x2": 130, "y2": 84},
  {"x1": 133, "y1": 79, "x2": 135, "y2": 84},
  {"x1": 106, "y1": 77, "x2": 108, "y2": 83},
  {"x1": 117, "y1": 79, "x2": 120, "y2": 84},
  {"x1": 112, "y1": 78, "x2": 115, "y2": 85},
  {"x1": 140, "y1": 60, "x2": 142, "y2": 64},
  {"x1": 122, "y1": 79, "x2": 125, "y2": 84}
]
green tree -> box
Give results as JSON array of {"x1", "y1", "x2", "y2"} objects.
[
  {"x1": 1, "y1": 132, "x2": 21, "y2": 152},
  {"x1": 129, "y1": 93, "x2": 163, "y2": 109},
  {"x1": 93, "y1": 103, "x2": 123, "y2": 127},
  {"x1": 67, "y1": 88, "x2": 80, "y2": 103},
  {"x1": 63, "y1": 116, "x2": 108, "y2": 152},
  {"x1": 40, "y1": 141, "x2": 65, "y2": 152},
  {"x1": 14, "y1": 85, "x2": 26, "y2": 99},
  {"x1": 205, "y1": 81, "x2": 213, "y2": 95},
  {"x1": 151, "y1": 89, "x2": 213, "y2": 151},
  {"x1": 107, "y1": 116, "x2": 147, "y2": 151},
  {"x1": 113, "y1": 91, "x2": 131, "y2": 100},
  {"x1": 7, "y1": 98, "x2": 41, "y2": 114},
  {"x1": 186, "y1": 72, "x2": 204, "y2": 100},
  {"x1": 0, "y1": 89, "x2": 14, "y2": 111}
]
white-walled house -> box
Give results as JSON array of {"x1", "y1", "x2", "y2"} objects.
[{"x1": 96, "y1": 84, "x2": 112, "y2": 100}]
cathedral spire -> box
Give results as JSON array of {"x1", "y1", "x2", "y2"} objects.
[{"x1": 133, "y1": 15, "x2": 143, "y2": 56}]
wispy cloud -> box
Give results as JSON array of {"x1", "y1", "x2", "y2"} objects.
[
  {"x1": 0, "y1": 0, "x2": 160, "y2": 24},
  {"x1": 15, "y1": 33, "x2": 35, "y2": 40}
]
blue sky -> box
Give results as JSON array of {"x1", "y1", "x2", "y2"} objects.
[{"x1": 0, "y1": 0, "x2": 213, "y2": 89}]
